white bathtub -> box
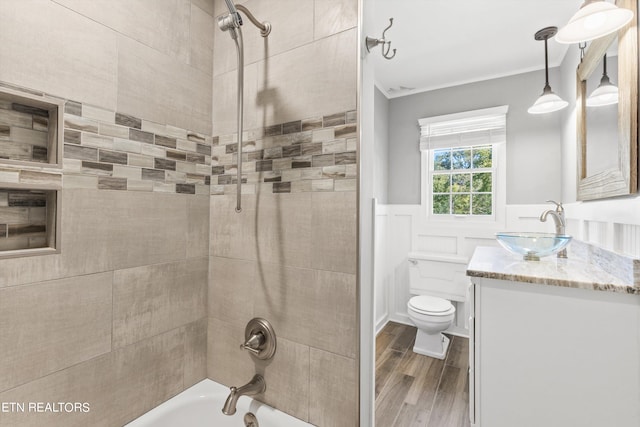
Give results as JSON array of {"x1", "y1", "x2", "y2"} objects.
[{"x1": 125, "y1": 379, "x2": 313, "y2": 427}]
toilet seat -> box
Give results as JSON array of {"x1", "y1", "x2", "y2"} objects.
[{"x1": 408, "y1": 295, "x2": 454, "y2": 316}]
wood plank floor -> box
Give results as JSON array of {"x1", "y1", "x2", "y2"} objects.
[{"x1": 375, "y1": 322, "x2": 470, "y2": 427}]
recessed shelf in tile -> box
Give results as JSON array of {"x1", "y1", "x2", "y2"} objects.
[
  {"x1": 0, "y1": 87, "x2": 64, "y2": 167},
  {"x1": 0, "y1": 188, "x2": 59, "y2": 257}
]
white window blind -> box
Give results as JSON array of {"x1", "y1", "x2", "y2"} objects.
[{"x1": 419, "y1": 105, "x2": 509, "y2": 151}]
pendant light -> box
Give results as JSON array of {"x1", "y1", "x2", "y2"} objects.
[
  {"x1": 556, "y1": 0, "x2": 634, "y2": 44},
  {"x1": 528, "y1": 27, "x2": 569, "y2": 115},
  {"x1": 586, "y1": 54, "x2": 619, "y2": 106}
]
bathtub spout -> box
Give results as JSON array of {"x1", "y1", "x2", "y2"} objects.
[{"x1": 222, "y1": 374, "x2": 266, "y2": 416}]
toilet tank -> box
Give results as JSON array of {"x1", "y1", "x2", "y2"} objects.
[{"x1": 408, "y1": 252, "x2": 469, "y2": 302}]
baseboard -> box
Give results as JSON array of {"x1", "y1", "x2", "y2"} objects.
[
  {"x1": 375, "y1": 315, "x2": 389, "y2": 336},
  {"x1": 388, "y1": 313, "x2": 412, "y2": 327},
  {"x1": 390, "y1": 313, "x2": 469, "y2": 338},
  {"x1": 445, "y1": 324, "x2": 469, "y2": 339}
]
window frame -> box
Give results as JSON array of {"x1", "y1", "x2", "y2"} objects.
[{"x1": 419, "y1": 106, "x2": 508, "y2": 225}]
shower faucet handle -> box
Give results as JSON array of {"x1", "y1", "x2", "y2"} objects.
[
  {"x1": 240, "y1": 318, "x2": 277, "y2": 360},
  {"x1": 240, "y1": 332, "x2": 265, "y2": 355}
]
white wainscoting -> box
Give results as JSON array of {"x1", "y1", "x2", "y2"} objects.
[
  {"x1": 565, "y1": 197, "x2": 640, "y2": 258},
  {"x1": 373, "y1": 199, "x2": 640, "y2": 335}
]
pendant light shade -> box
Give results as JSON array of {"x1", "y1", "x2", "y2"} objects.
[
  {"x1": 528, "y1": 27, "x2": 568, "y2": 115},
  {"x1": 556, "y1": 0, "x2": 634, "y2": 44},
  {"x1": 586, "y1": 54, "x2": 619, "y2": 107},
  {"x1": 528, "y1": 87, "x2": 570, "y2": 114}
]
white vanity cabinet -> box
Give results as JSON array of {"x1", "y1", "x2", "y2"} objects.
[{"x1": 467, "y1": 247, "x2": 640, "y2": 427}]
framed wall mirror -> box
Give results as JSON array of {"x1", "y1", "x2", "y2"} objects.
[{"x1": 576, "y1": 0, "x2": 638, "y2": 201}]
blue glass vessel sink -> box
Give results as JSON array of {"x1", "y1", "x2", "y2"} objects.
[{"x1": 495, "y1": 232, "x2": 572, "y2": 261}]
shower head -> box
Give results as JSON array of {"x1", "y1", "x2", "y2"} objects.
[{"x1": 224, "y1": 0, "x2": 238, "y2": 15}]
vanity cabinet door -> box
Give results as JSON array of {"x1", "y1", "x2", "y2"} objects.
[{"x1": 474, "y1": 278, "x2": 640, "y2": 427}]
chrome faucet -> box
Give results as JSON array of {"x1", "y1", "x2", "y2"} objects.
[
  {"x1": 222, "y1": 374, "x2": 266, "y2": 416},
  {"x1": 539, "y1": 200, "x2": 567, "y2": 258}
]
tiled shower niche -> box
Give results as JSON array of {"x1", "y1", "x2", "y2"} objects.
[
  {"x1": 0, "y1": 188, "x2": 58, "y2": 255},
  {"x1": 0, "y1": 86, "x2": 63, "y2": 257},
  {"x1": 0, "y1": 86, "x2": 64, "y2": 167}
]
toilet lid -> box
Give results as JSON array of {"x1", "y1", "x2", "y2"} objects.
[{"x1": 408, "y1": 295, "x2": 453, "y2": 314}]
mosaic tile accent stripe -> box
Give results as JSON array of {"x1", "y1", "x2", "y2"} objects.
[
  {"x1": 0, "y1": 101, "x2": 50, "y2": 163},
  {"x1": 62, "y1": 101, "x2": 212, "y2": 195},
  {"x1": 0, "y1": 189, "x2": 49, "y2": 251},
  {"x1": 1, "y1": 84, "x2": 357, "y2": 197},
  {"x1": 211, "y1": 110, "x2": 357, "y2": 195}
]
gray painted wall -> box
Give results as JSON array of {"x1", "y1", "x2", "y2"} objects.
[
  {"x1": 374, "y1": 86, "x2": 390, "y2": 204},
  {"x1": 386, "y1": 69, "x2": 565, "y2": 205}
]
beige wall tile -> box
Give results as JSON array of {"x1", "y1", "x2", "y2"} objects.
[
  {"x1": 0, "y1": 273, "x2": 112, "y2": 392},
  {"x1": 255, "y1": 336, "x2": 310, "y2": 422},
  {"x1": 112, "y1": 165, "x2": 142, "y2": 180},
  {"x1": 127, "y1": 179, "x2": 154, "y2": 192},
  {"x1": 210, "y1": 194, "x2": 258, "y2": 260},
  {"x1": 154, "y1": 182, "x2": 177, "y2": 193},
  {"x1": 82, "y1": 104, "x2": 116, "y2": 123},
  {"x1": 253, "y1": 263, "x2": 357, "y2": 358},
  {"x1": 0, "y1": 328, "x2": 184, "y2": 427},
  {"x1": 255, "y1": 192, "x2": 313, "y2": 269},
  {"x1": 60, "y1": 189, "x2": 189, "y2": 274},
  {"x1": 213, "y1": 0, "x2": 314, "y2": 77},
  {"x1": 309, "y1": 348, "x2": 358, "y2": 427},
  {"x1": 314, "y1": 0, "x2": 359, "y2": 40},
  {"x1": 0, "y1": 0, "x2": 118, "y2": 109},
  {"x1": 187, "y1": 195, "x2": 211, "y2": 258},
  {"x1": 207, "y1": 317, "x2": 255, "y2": 386},
  {"x1": 113, "y1": 257, "x2": 208, "y2": 348},
  {"x1": 311, "y1": 191, "x2": 357, "y2": 274},
  {"x1": 335, "y1": 178, "x2": 357, "y2": 192},
  {"x1": 0, "y1": 168, "x2": 19, "y2": 183},
  {"x1": 118, "y1": 35, "x2": 212, "y2": 135},
  {"x1": 209, "y1": 256, "x2": 256, "y2": 325},
  {"x1": 190, "y1": 3, "x2": 215, "y2": 75},
  {"x1": 193, "y1": 0, "x2": 215, "y2": 16},
  {"x1": 52, "y1": 0, "x2": 191, "y2": 63},
  {"x1": 183, "y1": 318, "x2": 208, "y2": 388},
  {"x1": 113, "y1": 138, "x2": 143, "y2": 154},
  {"x1": 212, "y1": 63, "x2": 258, "y2": 136},
  {"x1": 62, "y1": 174, "x2": 98, "y2": 189}
]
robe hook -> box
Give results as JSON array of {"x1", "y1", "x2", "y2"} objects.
[{"x1": 365, "y1": 18, "x2": 396, "y2": 60}]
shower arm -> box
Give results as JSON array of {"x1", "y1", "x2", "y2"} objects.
[{"x1": 235, "y1": 4, "x2": 271, "y2": 37}]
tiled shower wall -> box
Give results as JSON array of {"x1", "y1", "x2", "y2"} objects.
[
  {"x1": 0, "y1": 1, "x2": 213, "y2": 426},
  {"x1": 208, "y1": 1, "x2": 359, "y2": 426}
]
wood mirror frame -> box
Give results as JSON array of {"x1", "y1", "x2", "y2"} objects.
[{"x1": 576, "y1": 0, "x2": 638, "y2": 201}]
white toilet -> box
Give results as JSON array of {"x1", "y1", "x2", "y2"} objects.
[
  {"x1": 407, "y1": 295, "x2": 455, "y2": 359},
  {"x1": 406, "y1": 252, "x2": 468, "y2": 359}
]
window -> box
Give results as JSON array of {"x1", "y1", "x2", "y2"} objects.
[
  {"x1": 432, "y1": 145, "x2": 493, "y2": 215},
  {"x1": 419, "y1": 106, "x2": 508, "y2": 221}
]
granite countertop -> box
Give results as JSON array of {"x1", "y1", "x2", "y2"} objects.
[{"x1": 467, "y1": 246, "x2": 640, "y2": 294}]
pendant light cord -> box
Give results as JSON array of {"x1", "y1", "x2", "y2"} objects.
[{"x1": 544, "y1": 38, "x2": 551, "y2": 91}]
